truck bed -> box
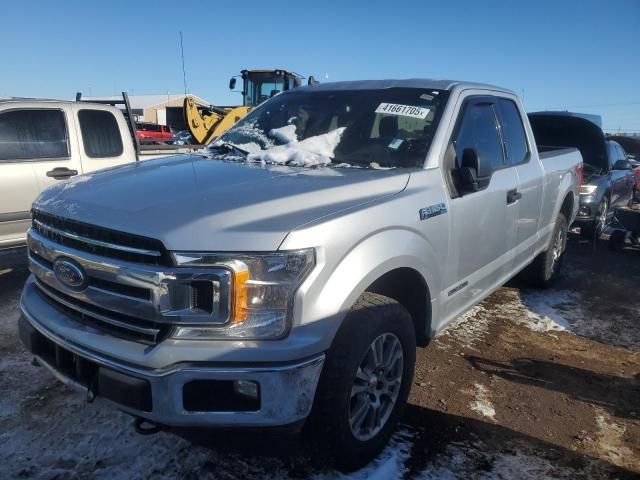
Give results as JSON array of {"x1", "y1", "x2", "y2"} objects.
[{"x1": 537, "y1": 145, "x2": 580, "y2": 158}]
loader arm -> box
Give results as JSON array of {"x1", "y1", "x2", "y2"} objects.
[{"x1": 183, "y1": 96, "x2": 251, "y2": 144}]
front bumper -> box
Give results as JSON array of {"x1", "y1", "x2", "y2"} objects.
[
  {"x1": 575, "y1": 195, "x2": 599, "y2": 223},
  {"x1": 19, "y1": 306, "x2": 325, "y2": 428}
]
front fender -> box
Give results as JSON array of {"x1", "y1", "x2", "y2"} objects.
[{"x1": 291, "y1": 227, "x2": 443, "y2": 351}]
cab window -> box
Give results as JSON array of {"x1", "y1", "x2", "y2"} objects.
[
  {"x1": 453, "y1": 102, "x2": 504, "y2": 171},
  {"x1": 78, "y1": 110, "x2": 123, "y2": 158},
  {"x1": 0, "y1": 109, "x2": 69, "y2": 161},
  {"x1": 497, "y1": 98, "x2": 529, "y2": 165}
]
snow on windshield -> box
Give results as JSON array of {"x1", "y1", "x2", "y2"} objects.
[{"x1": 246, "y1": 127, "x2": 346, "y2": 167}]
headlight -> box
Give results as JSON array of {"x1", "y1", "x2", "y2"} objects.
[
  {"x1": 170, "y1": 249, "x2": 315, "y2": 339},
  {"x1": 580, "y1": 185, "x2": 597, "y2": 195}
]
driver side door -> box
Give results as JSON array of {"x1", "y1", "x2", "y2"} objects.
[{"x1": 444, "y1": 97, "x2": 520, "y2": 320}]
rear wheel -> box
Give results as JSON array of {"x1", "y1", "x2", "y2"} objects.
[
  {"x1": 524, "y1": 212, "x2": 567, "y2": 288},
  {"x1": 306, "y1": 292, "x2": 415, "y2": 471}
]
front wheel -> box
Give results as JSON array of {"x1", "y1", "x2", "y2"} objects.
[
  {"x1": 305, "y1": 292, "x2": 416, "y2": 471},
  {"x1": 523, "y1": 212, "x2": 568, "y2": 288},
  {"x1": 581, "y1": 197, "x2": 608, "y2": 239}
]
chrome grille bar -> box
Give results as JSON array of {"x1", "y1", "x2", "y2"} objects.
[
  {"x1": 35, "y1": 280, "x2": 161, "y2": 341},
  {"x1": 33, "y1": 219, "x2": 162, "y2": 257}
]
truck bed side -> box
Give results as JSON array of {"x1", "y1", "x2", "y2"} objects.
[{"x1": 537, "y1": 146, "x2": 582, "y2": 240}]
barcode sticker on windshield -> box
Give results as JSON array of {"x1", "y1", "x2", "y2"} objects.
[{"x1": 375, "y1": 103, "x2": 430, "y2": 119}]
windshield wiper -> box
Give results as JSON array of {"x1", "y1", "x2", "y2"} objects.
[{"x1": 209, "y1": 142, "x2": 250, "y2": 157}]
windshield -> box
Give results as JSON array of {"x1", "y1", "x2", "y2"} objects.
[{"x1": 214, "y1": 87, "x2": 449, "y2": 169}]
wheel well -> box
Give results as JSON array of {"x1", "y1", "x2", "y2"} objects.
[
  {"x1": 366, "y1": 267, "x2": 431, "y2": 347},
  {"x1": 560, "y1": 192, "x2": 574, "y2": 221}
]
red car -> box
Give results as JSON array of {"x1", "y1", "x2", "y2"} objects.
[{"x1": 136, "y1": 123, "x2": 175, "y2": 143}]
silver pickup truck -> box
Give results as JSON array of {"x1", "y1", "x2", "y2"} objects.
[{"x1": 19, "y1": 79, "x2": 581, "y2": 469}]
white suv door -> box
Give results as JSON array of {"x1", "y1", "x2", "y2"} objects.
[{"x1": 0, "y1": 106, "x2": 82, "y2": 251}]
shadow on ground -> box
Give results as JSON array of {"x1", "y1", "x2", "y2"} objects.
[{"x1": 467, "y1": 356, "x2": 640, "y2": 420}]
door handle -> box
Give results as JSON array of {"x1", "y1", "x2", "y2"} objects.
[
  {"x1": 46, "y1": 167, "x2": 78, "y2": 180},
  {"x1": 507, "y1": 189, "x2": 522, "y2": 204}
]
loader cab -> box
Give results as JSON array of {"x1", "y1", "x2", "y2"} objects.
[{"x1": 234, "y1": 69, "x2": 302, "y2": 107}]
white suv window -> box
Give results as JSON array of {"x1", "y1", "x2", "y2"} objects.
[
  {"x1": 0, "y1": 109, "x2": 69, "y2": 161},
  {"x1": 78, "y1": 110, "x2": 123, "y2": 158}
]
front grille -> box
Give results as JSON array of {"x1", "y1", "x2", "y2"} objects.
[
  {"x1": 30, "y1": 251, "x2": 151, "y2": 301},
  {"x1": 34, "y1": 279, "x2": 172, "y2": 344},
  {"x1": 32, "y1": 210, "x2": 170, "y2": 266}
]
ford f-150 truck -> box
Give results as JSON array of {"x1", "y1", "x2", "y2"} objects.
[{"x1": 19, "y1": 79, "x2": 581, "y2": 470}]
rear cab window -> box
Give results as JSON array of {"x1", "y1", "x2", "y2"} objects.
[
  {"x1": 78, "y1": 109, "x2": 123, "y2": 158},
  {"x1": 496, "y1": 98, "x2": 529, "y2": 165},
  {"x1": 0, "y1": 109, "x2": 69, "y2": 161}
]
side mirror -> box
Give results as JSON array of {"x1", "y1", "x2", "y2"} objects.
[
  {"x1": 229, "y1": 77, "x2": 237, "y2": 90},
  {"x1": 458, "y1": 148, "x2": 491, "y2": 194},
  {"x1": 612, "y1": 159, "x2": 633, "y2": 170},
  {"x1": 308, "y1": 76, "x2": 319, "y2": 86}
]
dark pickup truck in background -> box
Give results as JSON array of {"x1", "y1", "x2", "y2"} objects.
[{"x1": 529, "y1": 112, "x2": 636, "y2": 237}]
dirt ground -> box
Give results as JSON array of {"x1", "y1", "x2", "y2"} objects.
[{"x1": 0, "y1": 232, "x2": 638, "y2": 479}]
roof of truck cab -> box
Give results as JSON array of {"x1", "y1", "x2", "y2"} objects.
[
  {"x1": 0, "y1": 98, "x2": 123, "y2": 112},
  {"x1": 295, "y1": 79, "x2": 513, "y2": 94},
  {"x1": 0, "y1": 97, "x2": 73, "y2": 104}
]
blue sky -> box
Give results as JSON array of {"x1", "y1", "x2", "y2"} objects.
[{"x1": 1, "y1": 0, "x2": 639, "y2": 132}]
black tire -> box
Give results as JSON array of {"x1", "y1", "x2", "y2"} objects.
[
  {"x1": 524, "y1": 212, "x2": 568, "y2": 288},
  {"x1": 609, "y1": 230, "x2": 626, "y2": 251},
  {"x1": 580, "y1": 197, "x2": 608, "y2": 240},
  {"x1": 305, "y1": 292, "x2": 416, "y2": 471}
]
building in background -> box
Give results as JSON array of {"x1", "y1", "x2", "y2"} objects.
[{"x1": 83, "y1": 94, "x2": 210, "y2": 131}]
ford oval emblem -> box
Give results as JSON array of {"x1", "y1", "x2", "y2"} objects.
[{"x1": 53, "y1": 258, "x2": 87, "y2": 291}]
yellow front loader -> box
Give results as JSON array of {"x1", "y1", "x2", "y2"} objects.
[{"x1": 184, "y1": 69, "x2": 310, "y2": 144}]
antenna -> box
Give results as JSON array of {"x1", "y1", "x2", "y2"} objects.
[{"x1": 180, "y1": 31, "x2": 188, "y2": 95}]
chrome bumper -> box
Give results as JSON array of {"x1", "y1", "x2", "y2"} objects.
[{"x1": 20, "y1": 302, "x2": 325, "y2": 428}]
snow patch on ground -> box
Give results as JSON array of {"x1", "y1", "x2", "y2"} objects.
[
  {"x1": 469, "y1": 383, "x2": 496, "y2": 420},
  {"x1": 592, "y1": 408, "x2": 637, "y2": 469},
  {"x1": 518, "y1": 290, "x2": 582, "y2": 332},
  {"x1": 436, "y1": 305, "x2": 489, "y2": 351},
  {"x1": 416, "y1": 439, "x2": 615, "y2": 480},
  {"x1": 313, "y1": 430, "x2": 414, "y2": 480}
]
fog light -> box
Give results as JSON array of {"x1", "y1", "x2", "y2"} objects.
[
  {"x1": 234, "y1": 380, "x2": 259, "y2": 400},
  {"x1": 578, "y1": 206, "x2": 591, "y2": 217}
]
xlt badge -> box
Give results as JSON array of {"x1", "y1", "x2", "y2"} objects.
[{"x1": 419, "y1": 203, "x2": 447, "y2": 221}]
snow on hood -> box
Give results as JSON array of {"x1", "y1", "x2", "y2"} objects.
[{"x1": 247, "y1": 127, "x2": 346, "y2": 167}]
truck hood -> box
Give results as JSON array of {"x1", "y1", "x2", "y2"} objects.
[{"x1": 33, "y1": 155, "x2": 410, "y2": 251}]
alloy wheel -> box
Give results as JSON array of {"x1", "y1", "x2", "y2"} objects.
[{"x1": 349, "y1": 333, "x2": 404, "y2": 441}]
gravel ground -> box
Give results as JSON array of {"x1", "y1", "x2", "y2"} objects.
[{"x1": 0, "y1": 233, "x2": 638, "y2": 479}]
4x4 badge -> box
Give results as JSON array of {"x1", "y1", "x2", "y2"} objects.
[{"x1": 419, "y1": 203, "x2": 447, "y2": 221}]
